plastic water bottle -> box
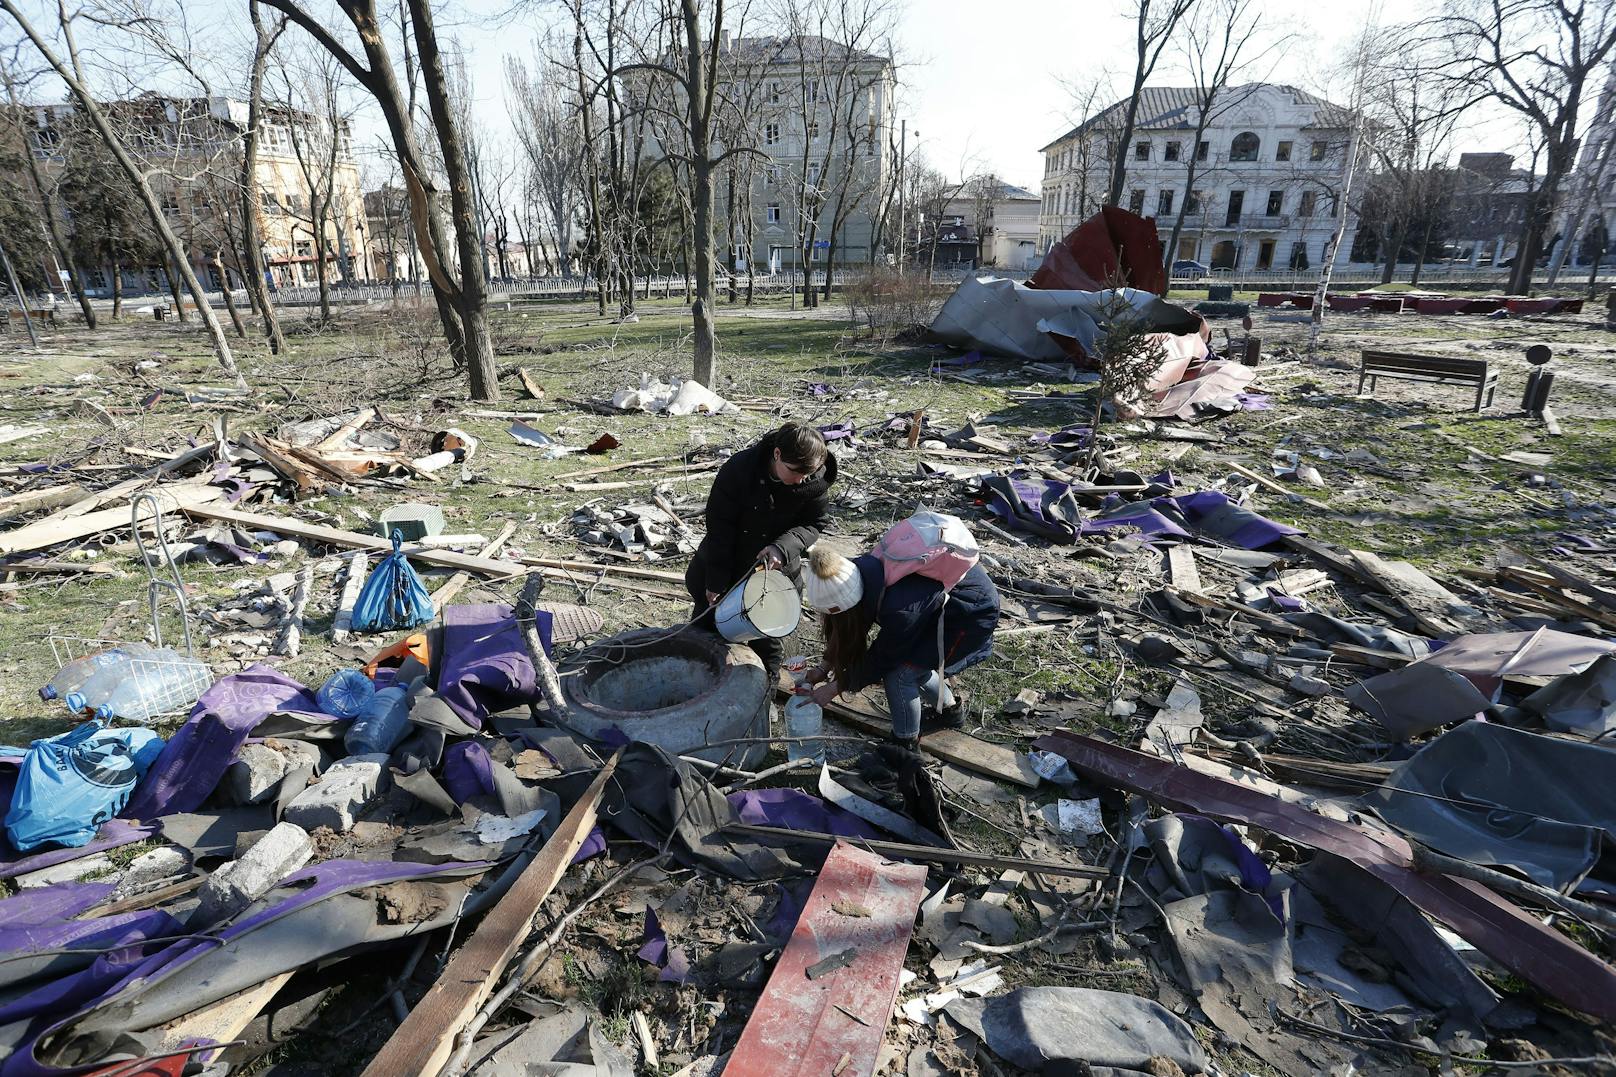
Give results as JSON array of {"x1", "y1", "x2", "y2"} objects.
[
  {"x1": 785, "y1": 693, "x2": 825, "y2": 764},
  {"x1": 83, "y1": 648, "x2": 213, "y2": 724},
  {"x1": 345, "y1": 685, "x2": 411, "y2": 756},
  {"x1": 317, "y1": 668, "x2": 375, "y2": 719},
  {"x1": 41, "y1": 644, "x2": 153, "y2": 702}
]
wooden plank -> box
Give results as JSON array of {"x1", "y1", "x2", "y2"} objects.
[
  {"x1": 517, "y1": 557, "x2": 685, "y2": 584},
  {"x1": 790, "y1": 689, "x2": 1039, "y2": 789},
  {"x1": 562, "y1": 465, "x2": 718, "y2": 493},
  {"x1": 182, "y1": 505, "x2": 523, "y2": 577},
  {"x1": 238, "y1": 433, "x2": 326, "y2": 494},
  {"x1": 1166, "y1": 544, "x2": 1204, "y2": 594},
  {"x1": 553, "y1": 454, "x2": 682, "y2": 481},
  {"x1": 1527, "y1": 561, "x2": 1616, "y2": 613},
  {"x1": 330, "y1": 550, "x2": 368, "y2": 643},
  {"x1": 1349, "y1": 550, "x2": 1466, "y2": 636},
  {"x1": 727, "y1": 825, "x2": 1108, "y2": 880},
  {"x1": 0, "y1": 483, "x2": 223, "y2": 558},
  {"x1": 360, "y1": 752, "x2": 620, "y2": 1077},
  {"x1": 157, "y1": 971, "x2": 294, "y2": 1054},
  {"x1": 314, "y1": 407, "x2": 378, "y2": 451},
  {"x1": 0, "y1": 484, "x2": 86, "y2": 525},
  {"x1": 1328, "y1": 643, "x2": 1416, "y2": 668},
  {"x1": 517, "y1": 368, "x2": 545, "y2": 400},
  {"x1": 1226, "y1": 461, "x2": 1331, "y2": 512},
  {"x1": 724, "y1": 843, "x2": 927, "y2": 1077},
  {"x1": 1540, "y1": 406, "x2": 1563, "y2": 437},
  {"x1": 433, "y1": 521, "x2": 518, "y2": 613}
]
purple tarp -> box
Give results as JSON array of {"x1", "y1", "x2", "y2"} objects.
[
  {"x1": 637, "y1": 907, "x2": 692, "y2": 983},
  {"x1": 434, "y1": 604, "x2": 546, "y2": 729},
  {"x1": 0, "y1": 820, "x2": 158, "y2": 883},
  {"x1": 121, "y1": 665, "x2": 326, "y2": 820},
  {"x1": 442, "y1": 741, "x2": 497, "y2": 804},
  {"x1": 726, "y1": 787, "x2": 882, "y2": 840}
]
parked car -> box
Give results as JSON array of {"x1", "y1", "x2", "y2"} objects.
[{"x1": 1171, "y1": 260, "x2": 1209, "y2": 278}]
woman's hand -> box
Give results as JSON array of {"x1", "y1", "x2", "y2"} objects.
[
  {"x1": 801, "y1": 664, "x2": 828, "y2": 686},
  {"x1": 759, "y1": 545, "x2": 784, "y2": 570},
  {"x1": 808, "y1": 680, "x2": 840, "y2": 707}
]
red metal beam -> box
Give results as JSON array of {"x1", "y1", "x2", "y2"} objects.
[{"x1": 725, "y1": 842, "x2": 927, "y2": 1077}]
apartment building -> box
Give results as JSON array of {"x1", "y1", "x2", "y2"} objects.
[
  {"x1": 1038, "y1": 84, "x2": 1361, "y2": 272},
  {"x1": 942, "y1": 178, "x2": 1041, "y2": 269},
  {"x1": 17, "y1": 93, "x2": 368, "y2": 295}
]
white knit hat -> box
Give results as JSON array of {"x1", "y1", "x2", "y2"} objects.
[{"x1": 804, "y1": 545, "x2": 864, "y2": 613}]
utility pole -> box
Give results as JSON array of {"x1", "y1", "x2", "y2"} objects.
[
  {"x1": 0, "y1": 236, "x2": 39, "y2": 349},
  {"x1": 896, "y1": 119, "x2": 907, "y2": 271}
]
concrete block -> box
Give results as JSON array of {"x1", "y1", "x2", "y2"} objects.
[
  {"x1": 268, "y1": 737, "x2": 329, "y2": 774},
  {"x1": 16, "y1": 854, "x2": 113, "y2": 890},
  {"x1": 223, "y1": 743, "x2": 290, "y2": 805},
  {"x1": 111, "y1": 845, "x2": 191, "y2": 899},
  {"x1": 282, "y1": 754, "x2": 389, "y2": 833},
  {"x1": 196, "y1": 821, "x2": 313, "y2": 923}
]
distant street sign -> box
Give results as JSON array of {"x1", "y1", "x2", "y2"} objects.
[{"x1": 813, "y1": 240, "x2": 830, "y2": 249}]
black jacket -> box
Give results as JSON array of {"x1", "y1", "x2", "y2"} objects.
[
  {"x1": 841, "y1": 556, "x2": 1001, "y2": 694},
  {"x1": 691, "y1": 430, "x2": 838, "y2": 591}
]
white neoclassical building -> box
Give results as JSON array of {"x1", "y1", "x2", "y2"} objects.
[{"x1": 1038, "y1": 84, "x2": 1362, "y2": 272}]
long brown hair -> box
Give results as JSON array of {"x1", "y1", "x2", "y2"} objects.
[{"x1": 822, "y1": 605, "x2": 874, "y2": 686}]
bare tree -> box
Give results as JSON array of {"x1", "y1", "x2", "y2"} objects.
[
  {"x1": 1052, "y1": 72, "x2": 1119, "y2": 233},
  {"x1": 0, "y1": 53, "x2": 96, "y2": 328},
  {"x1": 1306, "y1": 27, "x2": 1374, "y2": 360},
  {"x1": 277, "y1": 47, "x2": 352, "y2": 324},
  {"x1": 1431, "y1": 0, "x2": 1616, "y2": 294},
  {"x1": 1160, "y1": 0, "x2": 1272, "y2": 281},
  {"x1": 0, "y1": 0, "x2": 241, "y2": 378},
  {"x1": 506, "y1": 51, "x2": 584, "y2": 276},
  {"x1": 1107, "y1": 0, "x2": 1198, "y2": 206},
  {"x1": 1547, "y1": 67, "x2": 1616, "y2": 283},
  {"x1": 261, "y1": 0, "x2": 501, "y2": 400}
]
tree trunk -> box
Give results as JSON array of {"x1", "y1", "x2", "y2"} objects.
[
  {"x1": 242, "y1": 1, "x2": 285, "y2": 353},
  {"x1": 1162, "y1": 150, "x2": 1203, "y2": 290},
  {"x1": 314, "y1": 219, "x2": 333, "y2": 324},
  {"x1": 164, "y1": 255, "x2": 187, "y2": 318},
  {"x1": 1380, "y1": 213, "x2": 1407, "y2": 285},
  {"x1": 407, "y1": 0, "x2": 498, "y2": 401},
  {"x1": 1410, "y1": 213, "x2": 1436, "y2": 286},
  {"x1": 1308, "y1": 126, "x2": 1362, "y2": 361},
  {"x1": 217, "y1": 256, "x2": 247, "y2": 337},
  {"x1": 111, "y1": 254, "x2": 122, "y2": 318},
  {"x1": 821, "y1": 234, "x2": 837, "y2": 302}
]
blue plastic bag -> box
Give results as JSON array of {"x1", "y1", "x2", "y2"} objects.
[
  {"x1": 351, "y1": 530, "x2": 434, "y2": 633},
  {"x1": 4, "y1": 722, "x2": 165, "y2": 851}
]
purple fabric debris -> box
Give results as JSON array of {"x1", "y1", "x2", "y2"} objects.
[
  {"x1": 763, "y1": 880, "x2": 811, "y2": 943},
  {"x1": 1081, "y1": 500, "x2": 1192, "y2": 542},
  {"x1": 570, "y1": 825, "x2": 607, "y2": 865},
  {"x1": 1265, "y1": 589, "x2": 1307, "y2": 612},
  {"x1": 434, "y1": 604, "x2": 546, "y2": 729},
  {"x1": 931, "y1": 350, "x2": 984, "y2": 371},
  {"x1": 0, "y1": 820, "x2": 158, "y2": 882},
  {"x1": 1084, "y1": 490, "x2": 1300, "y2": 550},
  {"x1": 0, "y1": 908, "x2": 182, "y2": 969},
  {"x1": 442, "y1": 741, "x2": 497, "y2": 805},
  {"x1": 726, "y1": 787, "x2": 882, "y2": 841},
  {"x1": 0, "y1": 883, "x2": 115, "y2": 928},
  {"x1": 806, "y1": 382, "x2": 832, "y2": 396},
  {"x1": 817, "y1": 419, "x2": 855, "y2": 443},
  {"x1": 983, "y1": 474, "x2": 1088, "y2": 543},
  {"x1": 1149, "y1": 469, "x2": 1178, "y2": 488},
  {"x1": 637, "y1": 907, "x2": 691, "y2": 983},
  {"x1": 121, "y1": 665, "x2": 326, "y2": 820},
  {"x1": 1236, "y1": 392, "x2": 1272, "y2": 411}
]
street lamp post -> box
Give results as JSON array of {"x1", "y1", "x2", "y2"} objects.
[{"x1": 896, "y1": 121, "x2": 915, "y2": 272}]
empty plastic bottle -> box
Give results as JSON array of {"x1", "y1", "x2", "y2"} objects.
[
  {"x1": 41, "y1": 644, "x2": 153, "y2": 702},
  {"x1": 785, "y1": 692, "x2": 825, "y2": 764},
  {"x1": 317, "y1": 668, "x2": 375, "y2": 719},
  {"x1": 75, "y1": 648, "x2": 213, "y2": 724},
  {"x1": 345, "y1": 685, "x2": 410, "y2": 756}
]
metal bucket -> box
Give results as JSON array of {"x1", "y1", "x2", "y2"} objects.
[{"x1": 715, "y1": 568, "x2": 801, "y2": 642}]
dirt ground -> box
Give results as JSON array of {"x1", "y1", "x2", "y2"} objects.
[{"x1": 2, "y1": 287, "x2": 1613, "y2": 1076}]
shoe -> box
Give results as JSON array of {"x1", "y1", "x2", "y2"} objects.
[{"x1": 919, "y1": 701, "x2": 964, "y2": 734}]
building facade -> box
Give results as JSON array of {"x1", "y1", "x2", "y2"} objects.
[
  {"x1": 943, "y1": 178, "x2": 1040, "y2": 270},
  {"x1": 1038, "y1": 84, "x2": 1361, "y2": 273},
  {"x1": 716, "y1": 35, "x2": 896, "y2": 273},
  {"x1": 1556, "y1": 70, "x2": 1616, "y2": 268},
  {"x1": 18, "y1": 94, "x2": 368, "y2": 296}
]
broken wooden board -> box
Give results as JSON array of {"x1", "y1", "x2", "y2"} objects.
[
  {"x1": 726, "y1": 825, "x2": 1108, "y2": 880},
  {"x1": 1166, "y1": 544, "x2": 1204, "y2": 594},
  {"x1": 433, "y1": 521, "x2": 518, "y2": 613},
  {"x1": 1349, "y1": 550, "x2": 1476, "y2": 637},
  {"x1": 792, "y1": 690, "x2": 1038, "y2": 789},
  {"x1": 157, "y1": 971, "x2": 294, "y2": 1054},
  {"x1": 517, "y1": 368, "x2": 545, "y2": 400},
  {"x1": 0, "y1": 483, "x2": 86, "y2": 524},
  {"x1": 314, "y1": 407, "x2": 379, "y2": 451},
  {"x1": 330, "y1": 550, "x2": 368, "y2": 643},
  {"x1": 360, "y1": 752, "x2": 620, "y2": 1077},
  {"x1": 183, "y1": 505, "x2": 522, "y2": 578},
  {"x1": 1227, "y1": 461, "x2": 1331, "y2": 512},
  {"x1": 0, "y1": 482, "x2": 223, "y2": 558},
  {"x1": 724, "y1": 842, "x2": 926, "y2": 1077},
  {"x1": 1524, "y1": 561, "x2": 1616, "y2": 614}
]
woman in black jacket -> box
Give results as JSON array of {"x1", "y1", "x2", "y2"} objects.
[{"x1": 685, "y1": 422, "x2": 837, "y2": 680}]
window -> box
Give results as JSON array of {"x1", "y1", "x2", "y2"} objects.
[
  {"x1": 1265, "y1": 190, "x2": 1283, "y2": 216},
  {"x1": 88, "y1": 269, "x2": 107, "y2": 289},
  {"x1": 1289, "y1": 241, "x2": 1310, "y2": 270},
  {"x1": 1196, "y1": 140, "x2": 1209, "y2": 162},
  {"x1": 1225, "y1": 189, "x2": 1244, "y2": 226},
  {"x1": 262, "y1": 124, "x2": 288, "y2": 154},
  {"x1": 1309, "y1": 140, "x2": 1327, "y2": 161},
  {"x1": 1164, "y1": 141, "x2": 1181, "y2": 161},
  {"x1": 1128, "y1": 189, "x2": 1145, "y2": 215},
  {"x1": 807, "y1": 81, "x2": 820, "y2": 104},
  {"x1": 769, "y1": 81, "x2": 782, "y2": 104},
  {"x1": 807, "y1": 162, "x2": 821, "y2": 187},
  {"x1": 1230, "y1": 131, "x2": 1260, "y2": 161},
  {"x1": 766, "y1": 203, "x2": 781, "y2": 224},
  {"x1": 1276, "y1": 140, "x2": 1292, "y2": 162},
  {"x1": 33, "y1": 123, "x2": 59, "y2": 152},
  {"x1": 1186, "y1": 190, "x2": 1203, "y2": 215},
  {"x1": 1134, "y1": 140, "x2": 1150, "y2": 160},
  {"x1": 764, "y1": 123, "x2": 780, "y2": 146},
  {"x1": 867, "y1": 118, "x2": 877, "y2": 153},
  {"x1": 259, "y1": 190, "x2": 282, "y2": 215},
  {"x1": 764, "y1": 164, "x2": 780, "y2": 187},
  {"x1": 160, "y1": 191, "x2": 180, "y2": 213},
  {"x1": 807, "y1": 119, "x2": 820, "y2": 141},
  {"x1": 1157, "y1": 189, "x2": 1175, "y2": 216},
  {"x1": 1298, "y1": 190, "x2": 1316, "y2": 217}
]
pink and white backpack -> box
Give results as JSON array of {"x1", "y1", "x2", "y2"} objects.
[{"x1": 873, "y1": 511, "x2": 980, "y2": 591}]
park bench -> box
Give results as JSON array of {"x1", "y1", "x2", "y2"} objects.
[{"x1": 1357, "y1": 349, "x2": 1498, "y2": 412}]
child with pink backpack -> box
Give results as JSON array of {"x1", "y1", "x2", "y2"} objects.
[{"x1": 797, "y1": 511, "x2": 1002, "y2": 751}]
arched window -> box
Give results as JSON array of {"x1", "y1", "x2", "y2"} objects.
[{"x1": 1230, "y1": 131, "x2": 1260, "y2": 162}]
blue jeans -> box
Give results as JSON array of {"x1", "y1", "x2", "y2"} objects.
[{"x1": 884, "y1": 664, "x2": 956, "y2": 740}]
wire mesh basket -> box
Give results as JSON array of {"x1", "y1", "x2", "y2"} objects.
[{"x1": 44, "y1": 636, "x2": 214, "y2": 724}]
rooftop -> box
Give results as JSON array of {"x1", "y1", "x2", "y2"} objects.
[{"x1": 1039, "y1": 84, "x2": 1355, "y2": 153}]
